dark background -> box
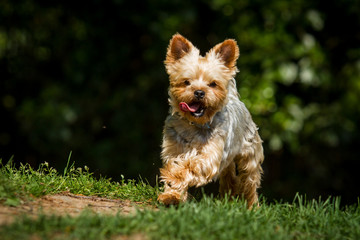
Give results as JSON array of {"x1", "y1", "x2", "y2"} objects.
[{"x1": 1, "y1": 0, "x2": 359, "y2": 204}]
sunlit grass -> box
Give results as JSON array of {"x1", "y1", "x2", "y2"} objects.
[
  {"x1": 0, "y1": 158, "x2": 359, "y2": 240},
  {"x1": 0, "y1": 156, "x2": 158, "y2": 206}
]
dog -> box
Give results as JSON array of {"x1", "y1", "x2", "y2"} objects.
[{"x1": 158, "y1": 34, "x2": 264, "y2": 207}]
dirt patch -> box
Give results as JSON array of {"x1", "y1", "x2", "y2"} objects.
[{"x1": 0, "y1": 192, "x2": 154, "y2": 225}]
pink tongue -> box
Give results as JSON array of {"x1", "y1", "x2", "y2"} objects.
[{"x1": 179, "y1": 102, "x2": 200, "y2": 113}]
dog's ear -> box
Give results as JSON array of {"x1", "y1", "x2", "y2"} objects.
[
  {"x1": 211, "y1": 39, "x2": 239, "y2": 69},
  {"x1": 166, "y1": 34, "x2": 193, "y2": 63}
]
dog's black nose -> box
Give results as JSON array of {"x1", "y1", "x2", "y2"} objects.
[{"x1": 194, "y1": 90, "x2": 205, "y2": 99}]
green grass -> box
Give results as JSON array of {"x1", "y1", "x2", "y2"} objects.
[
  {"x1": 0, "y1": 157, "x2": 158, "y2": 205},
  {"x1": 1, "y1": 159, "x2": 360, "y2": 240}
]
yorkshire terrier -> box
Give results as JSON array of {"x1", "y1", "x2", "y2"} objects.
[{"x1": 158, "y1": 34, "x2": 264, "y2": 207}]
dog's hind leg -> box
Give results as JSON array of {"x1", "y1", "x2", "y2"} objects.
[
  {"x1": 235, "y1": 132, "x2": 264, "y2": 208},
  {"x1": 219, "y1": 161, "x2": 238, "y2": 198}
]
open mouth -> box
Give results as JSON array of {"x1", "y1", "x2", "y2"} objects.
[
  {"x1": 179, "y1": 102, "x2": 206, "y2": 117},
  {"x1": 191, "y1": 105, "x2": 205, "y2": 117}
]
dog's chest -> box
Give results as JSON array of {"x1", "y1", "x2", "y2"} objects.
[
  {"x1": 171, "y1": 124, "x2": 212, "y2": 146},
  {"x1": 165, "y1": 113, "x2": 228, "y2": 151}
]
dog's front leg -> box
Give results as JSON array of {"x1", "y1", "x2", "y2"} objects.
[
  {"x1": 157, "y1": 160, "x2": 191, "y2": 205},
  {"x1": 158, "y1": 138, "x2": 225, "y2": 205}
]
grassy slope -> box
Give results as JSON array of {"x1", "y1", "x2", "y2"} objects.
[
  {"x1": 0, "y1": 159, "x2": 359, "y2": 240},
  {"x1": 0, "y1": 158, "x2": 157, "y2": 205}
]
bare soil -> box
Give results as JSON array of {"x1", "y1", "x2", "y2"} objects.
[{"x1": 0, "y1": 192, "x2": 152, "y2": 226}]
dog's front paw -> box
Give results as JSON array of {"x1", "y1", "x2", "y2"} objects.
[
  {"x1": 158, "y1": 192, "x2": 181, "y2": 206},
  {"x1": 158, "y1": 190, "x2": 188, "y2": 206}
]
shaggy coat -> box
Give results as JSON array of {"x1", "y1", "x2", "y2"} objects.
[{"x1": 158, "y1": 34, "x2": 264, "y2": 207}]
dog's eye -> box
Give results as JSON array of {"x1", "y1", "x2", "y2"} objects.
[
  {"x1": 184, "y1": 80, "x2": 190, "y2": 86},
  {"x1": 209, "y1": 82, "x2": 217, "y2": 87}
]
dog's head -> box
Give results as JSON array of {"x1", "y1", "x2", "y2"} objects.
[{"x1": 165, "y1": 34, "x2": 239, "y2": 125}]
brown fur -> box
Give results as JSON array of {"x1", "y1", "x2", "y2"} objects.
[{"x1": 158, "y1": 34, "x2": 264, "y2": 208}]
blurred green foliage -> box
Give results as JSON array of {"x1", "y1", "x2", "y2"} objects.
[{"x1": 1, "y1": 0, "x2": 359, "y2": 203}]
